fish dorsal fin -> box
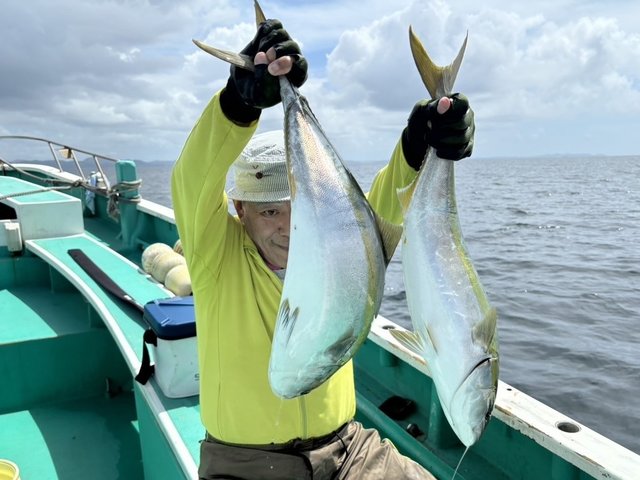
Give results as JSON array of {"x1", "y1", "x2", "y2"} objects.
[
  {"x1": 472, "y1": 307, "x2": 498, "y2": 346},
  {"x1": 374, "y1": 212, "x2": 403, "y2": 265},
  {"x1": 389, "y1": 329, "x2": 424, "y2": 356},
  {"x1": 409, "y1": 26, "x2": 468, "y2": 98},
  {"x1": 397, "y1": 177, "x2": 418, "y2": 215}
]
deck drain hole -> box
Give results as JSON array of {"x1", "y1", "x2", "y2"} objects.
[{"x1": 556, "y1": 421, "x2": 580, "y2": 433}]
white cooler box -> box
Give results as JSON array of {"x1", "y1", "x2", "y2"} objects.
[{"x1": 135, "y1": 296, "x2": 199, "y2": 398}]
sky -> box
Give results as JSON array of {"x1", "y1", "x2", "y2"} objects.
[{"x1": 1, "y1": 0, "x2": 639, "y2": 163}]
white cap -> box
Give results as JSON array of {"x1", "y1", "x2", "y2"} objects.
[{"x1": 227, "y1": 130, "x2": 290, "y2": 202}]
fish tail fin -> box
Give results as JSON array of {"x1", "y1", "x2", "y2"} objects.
[
  {"x1": 254, "y1": 0, "x2": 266, "y2": 25},
  {"x1": 409, "y1": 26, "x2": 468, "y2": 98},
  {"x1": 192, "y1": 0, "x2": 270, "y2": 71},
  {"x1": 374, "y1": 212, "x2": 403, "y2": 265},
  {"x1": 192, "y1": 40, "x2": 255, "y2": 71}
]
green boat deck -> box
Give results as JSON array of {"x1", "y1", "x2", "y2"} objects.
[
  {"x1": 0, "y1": 266, "x2": 142, "y2": 478},
  {"x1": 0, "y1": 392, "x2": 141, "y2": 479},
  {"x1": 0, "y1": 225, "x2": 201, "y2": 478}
]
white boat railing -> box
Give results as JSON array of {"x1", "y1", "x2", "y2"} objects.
[{"x1": 0, "y1": 135, "x2": 120, "y2": 191}]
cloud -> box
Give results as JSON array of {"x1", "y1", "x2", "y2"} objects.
[
  {"x1": 464, "y1": 10, "x2": 640, "y2": 155},
  {"x1": 0, "y1": 0, "x2": 638, "y2": 162},
  {"x1": 0, "y1": 0, "x2": 226, "y2": 158},
  {"x1": 308, "y1": 0, "x2": 640, "y2": 158}
]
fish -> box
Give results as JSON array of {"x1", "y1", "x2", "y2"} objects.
[
  {"x1": 193, "y1": 0, "x2": 401, "y2": 399},
  {"x1": 390, "y1": 28, "x2": 499, "y2": 447}
]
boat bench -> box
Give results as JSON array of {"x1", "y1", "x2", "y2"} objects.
[
  {"x1": 24, "y1": 232, "x2": 201, "y2": 479},
  {"x1": 0, "y1": 176, "x2": 84, "y2": 247}
]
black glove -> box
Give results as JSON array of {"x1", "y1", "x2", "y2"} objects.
[
  {"x1": 220, "y1": 19, "x2": 308, "y2": 125},
  {"x1": 401, "y1": 93, "x2": 475, "y2": 169}
]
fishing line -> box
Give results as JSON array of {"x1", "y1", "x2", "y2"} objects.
[{"x1": 451, "y1": 446, "x2": 469, "y2": 480}]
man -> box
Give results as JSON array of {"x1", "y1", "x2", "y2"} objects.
[{"x1": 172, "y1": 18, "x2": 474, "y2": 480}]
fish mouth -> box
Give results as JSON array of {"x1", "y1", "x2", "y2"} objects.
[
  {"x1": 449, "y1": 356, "x2": 499, "y2": 446},
  {"x1": 455, "y1": 357, "x2": 498, "y2": 406},
  {"x1": 465, "y1": 356, "x2": 499, "y2": 401},
  {"x1": 270, "y1": 366, "x2": 336, "y2": 398},
  {"x1": 469, "y1": 356, "x2": 494, "y2": 378}
]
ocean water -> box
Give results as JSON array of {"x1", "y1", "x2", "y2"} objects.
[{"x1": 136, "y1": 155, "x2": 640, "y2": 455}]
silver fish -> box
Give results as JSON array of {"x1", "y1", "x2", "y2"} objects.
[
  {"x1": 194, "y1": 1, "x2": 400, "y2": 399},
  {"x1": 270, "y1": 78, "x2": 389, "y2": 397},
  {"x1": 391, "y1": 28, "x2": 499, "y2": 447}
]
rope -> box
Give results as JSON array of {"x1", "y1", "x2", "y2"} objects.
[
  {"x1": 0, "y1": 158, "x2": 142, "y2": 218},
  {"x1": 109, "y1": 179, "x2": 142, "y2": 199},
  {"x1": 106, "y1": 179, "x2": 142, "y2": 220}
]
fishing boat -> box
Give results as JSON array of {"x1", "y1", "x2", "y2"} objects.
[{"x1": 0, "y1": 135, "x2": 637, "y2": 480}]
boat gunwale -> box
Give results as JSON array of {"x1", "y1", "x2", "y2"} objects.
[{"x1": 368, "y1": 318, "x2": 639, "y2": 480}]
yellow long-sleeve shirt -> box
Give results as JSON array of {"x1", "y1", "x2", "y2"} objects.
[{"x1": 171, "y1": 90, "x2": 417, "y2": 444}]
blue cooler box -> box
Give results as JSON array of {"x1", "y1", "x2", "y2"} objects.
[
  {"x1": 137, "y1": 296, "x2": 199, "y2": 398},
  {"x1": 144, "y1": 296, "x2": 196, "y2": 340}
]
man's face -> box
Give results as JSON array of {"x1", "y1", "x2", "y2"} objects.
[{"x1": 234, "y1": 200, "x2": 291, "y2": 269}]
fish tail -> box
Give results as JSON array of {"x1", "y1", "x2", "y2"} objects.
[
  {"x1": 191, "y1": 40, "x2": 255, "y2": 71},
  {"x1": 254, "y1": 0, "x2": 266, "y2": 25},
  {"x1": 191, "y1": 0, "x2": 270, "y2": 71},
  {"x1": 409, "y1": 27, "x2": 468, "y2": 98}
]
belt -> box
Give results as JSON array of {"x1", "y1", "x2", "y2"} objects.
[{"x1": 205, "y1": 421, "x2": 350, "y2": 452}]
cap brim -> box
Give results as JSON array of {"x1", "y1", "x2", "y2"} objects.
[{"x1": 227, "y1": 186, "x2": 291, "y2": 202}]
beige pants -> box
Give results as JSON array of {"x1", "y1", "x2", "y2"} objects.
[{"x1": 199, "y1": 421, "x2": 436, "y2": 480}]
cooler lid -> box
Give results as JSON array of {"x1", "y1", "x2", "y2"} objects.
[{"x1": 143, "y1": 296, "x2": 196, "y2": 340}]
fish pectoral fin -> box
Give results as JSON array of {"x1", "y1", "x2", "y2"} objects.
[
  {"x1": 397, "y1": 178, "x2": 418, "y2": 215},
  {"x1": 472, "y1": 307, "x2": 498, "y2": 347},
  {"x1": 374, "y1": 212, "x2": 403, "y2": 265},
  {"x1": 389, "y1": 329, "x2": 425, "y2": 356}
]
